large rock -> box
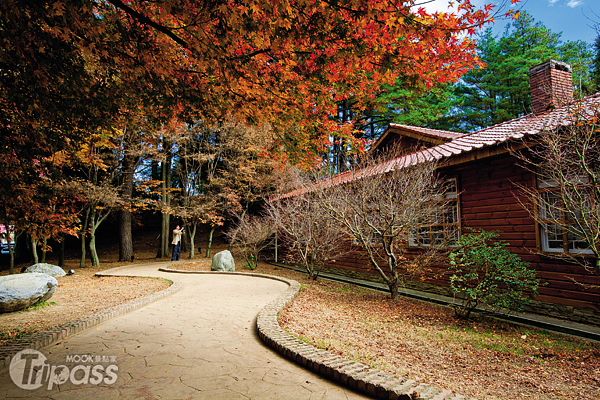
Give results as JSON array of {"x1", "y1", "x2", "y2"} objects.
[
  {"x1": 0, "y1": 273, "x2": 58, "y2": 313},
  {"x1": 24, "y1": 263, "x2": 66, "y2": 277},
  {"x1": 211, "y1": 250, "x2": 235, "y2": 272}
]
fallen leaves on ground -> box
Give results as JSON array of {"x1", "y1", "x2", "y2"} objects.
[
  {"x1": 0, "y1": 266, "x2": 171, "y2": 347},
  {"x1": 177, "y1": 261, "x2": 600, "y2": 400},
  {"x1": 3, "y1": 254, "x2": 599, "y2": 400}
]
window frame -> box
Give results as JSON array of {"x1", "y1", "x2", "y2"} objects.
[
  {"x1": 408, "y1": 177, "x2": 461, "y2": 248},
  {"x1": 535, "y1": 172, "x2": 594, "y2": 255}
]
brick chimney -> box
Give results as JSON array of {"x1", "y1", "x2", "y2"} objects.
[{"x1": 528, "y1": 60, "x2": 573, "y2": 114}]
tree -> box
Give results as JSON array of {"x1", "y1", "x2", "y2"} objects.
[
  {"x1": 446, "y1": 13, "x2": 595, "y2": 132},
  {"x1": 268, "y1": 182, "x2": 351, "y2": 279},
  {"x1": 306, "y1": 150, "x2": 445, "y2": 298},
  {"x1": 226, "y1": 214, "x2": 276, "y2": 270},
  {"x1": 57, "y1": 129, "x2": 121, "y2": 267},
  {"x1": 158, "y1": 136, "x2": 174, "y2": 259},
  {"x1": 69, "y1": 180, "x2": 120, "y2": 266},
  {"x1": 1, "y1": 225, "x2": 21, "y2": 275},
  {"x1": 592, "y1": 31, "x2": 600, "y2": 91},
  {"x1": 516, "y1": 100, "x2": 600, "y2": 275},
  {"x1": 1, "y1": 0, "x2": 512, "y2": 239},
  {"x1": 169, "y1": 119, "x2": 278, "y2": 258},
  {"x1": 374, "y1": 80, "x2": 455, "y2": 130},
  {"x1": 116, "y1": 123, "x2": 145, "y2": 262}
]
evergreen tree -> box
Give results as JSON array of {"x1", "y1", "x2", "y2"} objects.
[
  {"x1": 592, "y1": 32, "x2": 600, "y2": 91},
  {"x1": 446, "y1": 12, "x2": 594, "y2": 132}
]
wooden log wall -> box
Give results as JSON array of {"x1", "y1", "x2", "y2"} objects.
[{"x1": 323, "y1": 152, "x2": 600, "y2": 322}]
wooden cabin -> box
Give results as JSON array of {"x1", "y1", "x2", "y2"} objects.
[{"x1": 318, "y1": 60, "x2": 600, "y2": 325}]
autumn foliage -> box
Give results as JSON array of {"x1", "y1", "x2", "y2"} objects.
[{"x1": 0, "y1": 0, "x2": 512, "y2": 261}]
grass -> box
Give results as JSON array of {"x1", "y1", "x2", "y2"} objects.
[
  {"x1": 27, "y1": 301, "x2": 56, "y2": 310},
  {"x1": 157, "y1": 260, "x2": 600, "y2": 399},
  {"x1": 0, "y1": 327, "x2": 43, "y2": 345}
]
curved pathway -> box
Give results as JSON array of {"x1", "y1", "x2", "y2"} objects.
[{"x1": 0, "y1": 263, "x2": 369, "y2": 399}]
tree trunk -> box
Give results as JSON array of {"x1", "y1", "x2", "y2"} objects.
[
  {"x1": 158, "y1": 139, "x2": 173, "y2": 258},
  {"x1": 119, "y1": 208, "x2": 133, "y2": 262},
  {"x1": 89, "y1": 231, "x2": 99, "y2": 266},
  {"x1": 206, "y1": 226, "x2": 215, "y2": 258},
  {"x1": 228, "y1": 208, "x2": 248, "y2": 251},
  {"x1": 89, "y1": 207, "x2": 100, "y2": 266},
  {"x1": 41, "y1": 238, "x2": 47, "y2": 263},
  {"x1": 31, "y1": 237, "x2": 38, "y2": 264},
  {"x1": 80, "y1": 235, "x2": 87, "y2": 267},
  {"x1": 160, "y1": 213, "x2": 171, "y2": 258},
  {"x1": 118, "y1": 135, "x2": 138, "y2": 262},
  {"x1": 58, "y1": 236, "x2": 65, "y2": 267},
  {"x1": 80, "y1": 208, "x2": 90, "y2": 268},
  {"x1": 388, "y1": 278, "x2": 399, "y2": 300},
  {"x1": 187, "y1": 222, "x2": 197, "y2": 259}
]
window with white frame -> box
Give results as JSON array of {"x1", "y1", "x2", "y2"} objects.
[
  {"x1": 537, "y1": 174, "x2": 593, "y2": 254},
  {"x1": 409, "y1": 178, "x2": 460, "y2": 247}
]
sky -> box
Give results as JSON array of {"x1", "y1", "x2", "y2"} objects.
[{"x1": 422, "y1": 0, "x2": 599, "y2": 44}]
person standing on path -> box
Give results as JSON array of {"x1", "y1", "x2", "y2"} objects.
[{"x1": 171, "y1": 225, "x2": 184, "y2": 261}]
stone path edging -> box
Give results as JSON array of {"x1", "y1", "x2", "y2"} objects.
[
  {"x1": 1, "y1": 269, "x2": 182, "y2": 368},
  {"x1": 163, "y1": 267, "x2": 474, "y2": 400}
]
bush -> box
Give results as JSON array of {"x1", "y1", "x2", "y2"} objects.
[
  {"x1": 449, "y1": 229, "x2": 543, "y2": 320},
  {"x1": 226, "y1": 214, "x2": 275, "y2": 269}
]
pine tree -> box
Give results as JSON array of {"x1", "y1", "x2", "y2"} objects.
[
  {"x1": 446, "y1": 12, "x2": 594, "y2": 132},
  {"x1": 592, "y1": 32, "x2": 600, "y2": 91}
]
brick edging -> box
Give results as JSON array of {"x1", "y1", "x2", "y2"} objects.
[
  {"x1": 1, "y1": 274, "x2": 182, "y2": 368},
  {"x1": 162, "y1": 267, "x2": 473, "y2": 400}
]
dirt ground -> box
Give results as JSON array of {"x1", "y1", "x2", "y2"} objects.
[
  {"x1": 2, "y1": 231, "x2": 599, "y2": 399},
  {"x1": 174, "y1": 261, "x2": 600, "y2": 400},
  {"x1": 0, "y1": 228, "x2": 231, "y2": 345}
]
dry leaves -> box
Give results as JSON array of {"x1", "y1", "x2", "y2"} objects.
[
  {"x1": 0, "y1": 266, "x2": 171, "y2": 347},
  {"x1": 279, "y1": 279, "x2": 600, "y2": 400}
]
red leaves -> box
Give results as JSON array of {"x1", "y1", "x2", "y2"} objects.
[{"x1": 70, "y1": 0, "x2": 501, "y2": 164}]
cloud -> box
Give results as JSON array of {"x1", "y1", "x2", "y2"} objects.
[
  {"x1": 548, "y1": 0, "x2": 559, "y2": 5},
  {"x1": 566, "y1": 0, "x2": 583, "y2": 7}
]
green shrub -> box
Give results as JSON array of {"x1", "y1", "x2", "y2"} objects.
[
  {"x1": 242, "y1": 254, "x2": 257, "y2": 270},
  {"x1": 449, "y1": 229, "x2": 543, "y2": 320}
]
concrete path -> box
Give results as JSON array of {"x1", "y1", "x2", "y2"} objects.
[{"x1": 0, "y1": 263, "x2": 369, "y2": 399}]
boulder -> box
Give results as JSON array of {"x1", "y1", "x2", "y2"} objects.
[
  {"x1": 0, "y1": 273, "x2": 58, "y2": 313},
  {"x1": 24, "y1": 263, "x2": 67, "y2": 278},
  {"x1": 211, "y1": 250, "x2": 235, "y2": 272}
]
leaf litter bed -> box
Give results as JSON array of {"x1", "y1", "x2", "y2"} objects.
[
  {"x1": 0, "y1": 266, "x2": 171, "y2": 347},
  {"x1": 177, "y1": 261, "x2": 599, "y2": 400},
  {"x1": 2, "y1": 254, "x2": 598, "y2": 399}
]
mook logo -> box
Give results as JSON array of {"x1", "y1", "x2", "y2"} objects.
[{"x1": 9, "y1": 349, "x2": 118, "y2": 390}]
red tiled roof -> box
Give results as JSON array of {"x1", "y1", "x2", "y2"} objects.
[
  {"x1": 386, "y1": 92, "x2": 600, "y2": 167},
  {"x1": 278, "y1": 93, "x2": 600, "y2": 199},
  {"x1": 387, "y1": 124, "x2": 465, "y2": 141}
]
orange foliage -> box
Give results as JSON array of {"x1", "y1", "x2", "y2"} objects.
[{"x1": 41, "y1": 0, "x2": 505, "y2": 164}]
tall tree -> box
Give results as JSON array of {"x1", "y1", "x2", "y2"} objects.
[
  {"x1": 268, "y1": 182, "x2": 351, "y2": 279},
  {"x1": 57, "y1": 129, "x2": 121, "y2": 267},
  {"x1": 117, "y1": 124, "x2": 143, "y2": 262},
  {"x1": 516, "y1": 101, "x2": 600, "y2": 274},
  {"x1": 592, "y1": 31, "x2": 600, "y2": 91},
  {"x1": 445, "y1": 12, "x2": 595, "y2": 132},
  {"x1": 1, "y1": 0, "x2": 512, "y2": 238},
  {"x1": 170, "y1": 119, "x2": 278, "y2": 258},
  {"x1": 307, "y1": 150, "x2": 445, "y2": 299}
]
